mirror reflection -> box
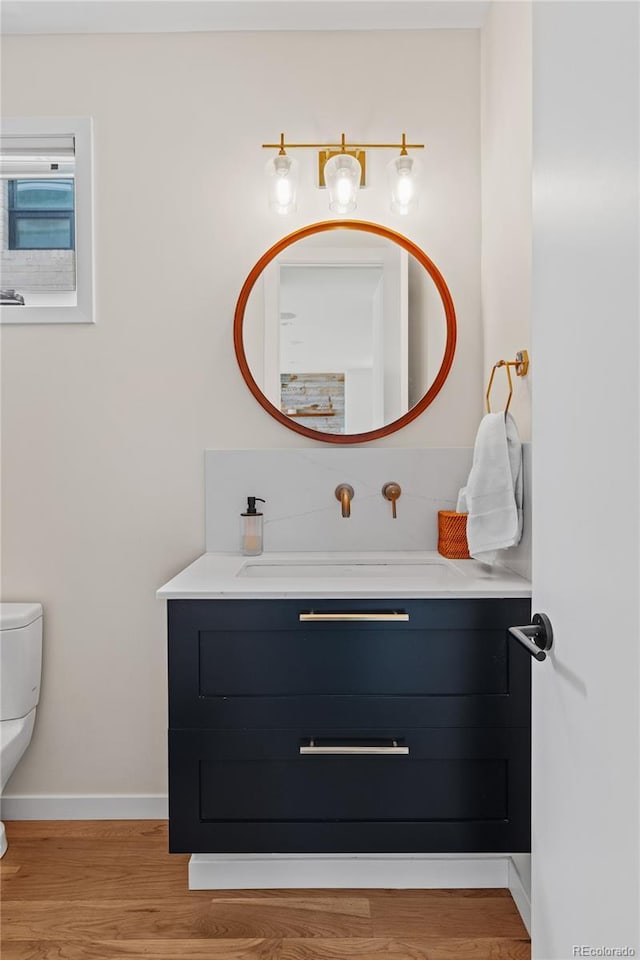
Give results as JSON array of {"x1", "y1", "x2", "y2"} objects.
[{"x1": 241, "y1": 227, "x2": 453, "y2": 437}]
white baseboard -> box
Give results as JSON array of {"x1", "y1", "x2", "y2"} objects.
[
  {"x1": 508, "y1": 857, "x2": 532, "y2": 935},
  {"x1": 0, "y1": 794, "x2": 168, "y2": 820},
  {"x1": 189, "y1": 852, "x2": 510, "y2": 890}
]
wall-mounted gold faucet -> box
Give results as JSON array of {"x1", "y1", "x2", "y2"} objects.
[
  {"x1": 382, "y1": 482, "x2": 402, "y2": 518},
  {"x1": 335, "y1": 484, "x2": 355, "y2": 518}
]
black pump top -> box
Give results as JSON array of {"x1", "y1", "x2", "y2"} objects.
[{"x1": 242, "y1": 496, "x2": 266, "y2": 516}]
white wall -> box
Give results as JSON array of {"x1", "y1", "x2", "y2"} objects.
[
  {"x1": 480, "y1": 1, "x2": 532, "y2": 439},
  {"x1": 0, "y1": 30, "x2": 482, "y2": 801}
]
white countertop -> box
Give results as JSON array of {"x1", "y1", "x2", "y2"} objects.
[{"x1": 157, "y1": 552, "x2": 531, "y2": 600}]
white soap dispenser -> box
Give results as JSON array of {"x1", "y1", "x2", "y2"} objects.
[{"x1": 240, "y1": 497, "x2": 266, "y2": 556}]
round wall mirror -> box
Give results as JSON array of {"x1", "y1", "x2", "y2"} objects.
[{"x1": 234, "y1": 220, "x2": 456, "y2": 443}]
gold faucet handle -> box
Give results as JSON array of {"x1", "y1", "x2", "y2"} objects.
[
  {"x1": 335, "y1": 484, "x2": 355, "y2": 518},
  {"x1": 382, "y1": 482, "x2": 402, "y2": 519}
]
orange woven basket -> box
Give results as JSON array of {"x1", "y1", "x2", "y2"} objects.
[{"x1": 437, "y1": 510, "x2": 470, "y2": 559}]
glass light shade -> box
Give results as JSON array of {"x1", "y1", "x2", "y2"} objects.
[
  {"x1": 387, "y1": 154, "x2": 419, "y2": 215},
  {"x1": 266, "y1": 153, "x2": 298, "y2": 214},
  {"x1": 323, "y1": 152, "x2": 361, "y2": 214}
]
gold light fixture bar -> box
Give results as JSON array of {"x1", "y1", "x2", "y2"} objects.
[{"x1": 262, "y1": 132, "x2": 425, "y2": 151}]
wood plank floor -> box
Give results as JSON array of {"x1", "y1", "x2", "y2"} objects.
[{"x1": 1, "y1": 821, "x2": 530, "y2": 960}]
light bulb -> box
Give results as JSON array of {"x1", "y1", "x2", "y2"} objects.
[
  {"x1": 396, "y1": 173, "x2": 414, "y2": 206},
  {"x1": 266, "y1": 153, "x2": 298, "y2": 214},
  {"x1": 336, "y1": 175, "x2": 354, "y2": 208},
  {"x1": 323, "y1": 152, "x2": 361, "y2": 214},
  {"x1": 275, "y1": 175, "x2": 293, "y2": 207},
  {"x1": 387, "y1": 154, "x2": 419, "y2": 215}
]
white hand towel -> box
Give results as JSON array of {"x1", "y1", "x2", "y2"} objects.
[{"x1": 456, "y1": 412, "x2": 523, "y2": 564}]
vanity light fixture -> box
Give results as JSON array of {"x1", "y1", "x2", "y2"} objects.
[{"x1": 262, "y1": 132, "x2": 424, "y2": 215}]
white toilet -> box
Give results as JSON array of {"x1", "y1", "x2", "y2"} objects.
[{"x1": 0, "y1": 602, "x2": 42, "y2": 858}]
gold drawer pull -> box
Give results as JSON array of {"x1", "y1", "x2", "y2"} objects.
[
  {"x1": 300, "y1": 740, "x2": 409, "y2": 756},
  {"x1": 299, "y1": 612, "x2": 409, "y2": 622}
]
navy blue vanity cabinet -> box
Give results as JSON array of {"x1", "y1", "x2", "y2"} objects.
[{"x1": 167, "y1": 597, "x2": 531, "y2": 855}]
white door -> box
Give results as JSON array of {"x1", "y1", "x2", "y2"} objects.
[{"x1": 531, "y1": 3, "x2": 639, "y2": 957}]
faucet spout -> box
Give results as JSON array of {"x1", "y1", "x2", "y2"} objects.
[{"x1": 335, "y1": 484, "x2": 355, "y2": 519}]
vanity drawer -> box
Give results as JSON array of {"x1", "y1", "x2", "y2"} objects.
[
  {"x1": 168, "y1": 726, "x2": 530, "y2": 854},
  {"x1": 168, "y1": 598, "x2": 531, "y2": 728}
]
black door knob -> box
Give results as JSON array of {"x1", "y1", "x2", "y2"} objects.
[{"x1": 508, "y1": 612, "x2": 554, "y2": 661}]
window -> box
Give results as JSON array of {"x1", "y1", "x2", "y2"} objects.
[
  {"x1": 8, "y1": 179, "x2": 75, "y2": 250},
  {"x1": 1, "y1": 118, "x2": 94, "y2": 324}
]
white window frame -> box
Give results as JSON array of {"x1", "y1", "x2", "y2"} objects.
[{"x1": 0, "y1": 117, "x2": 95, "y2": 325}]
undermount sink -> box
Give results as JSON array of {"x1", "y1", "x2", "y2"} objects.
[{"x1": 237, "y1": 558, "x2": 463, "y2": 579}]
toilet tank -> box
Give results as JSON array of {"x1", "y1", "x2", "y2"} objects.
[{"x1": 0, "y1": 603, "x2": 42, "y2": 721}]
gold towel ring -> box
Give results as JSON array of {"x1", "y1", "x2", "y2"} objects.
[{"x1": 486, "y1": 350, "x2": 530, "y2": 414}]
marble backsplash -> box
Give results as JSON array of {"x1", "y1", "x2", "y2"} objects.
[{"x1": 205, "y1": 446, "x2": 532, "y2": 578}]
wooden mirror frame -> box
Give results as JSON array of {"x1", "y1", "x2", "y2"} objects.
[{"x1": 233, "y1": 220, "x2": 457, "y2": 444}]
